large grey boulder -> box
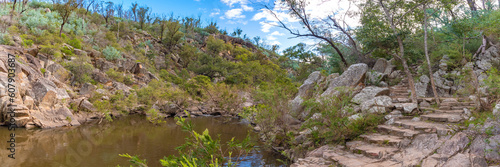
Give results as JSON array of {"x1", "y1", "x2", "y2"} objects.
[
  {"x1": 360, "y1": 95, "x2": 393, "y2": 113},
  {"x1": 321, "y1": 63, "x2": 368, "y2": 97},
  {"x1": 290, "y1": 71, "x2": 323, "y2": 118},
  {"x1": 372, "y1": 58, "x2": 388, "y2": 73},
  {"x1": 415, "y1": 75, "x2": 430, "y2": 97},
  {"x1": 351, "y1": 86, "x2": 390, "y2": 104},
  {"x1": 395, "y1": 103, "x2": 418, "y2": 114}
]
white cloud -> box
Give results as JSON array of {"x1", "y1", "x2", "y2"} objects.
[
  {"x1": 270, "y1": 31, "x2": 284, "y2": 36},
  {"x1": 221, "y1": 0, "x2": 247, "y2": 7},
  {"x1": 210, "y1": 9, "x2": 221, "y2": 17},
  {"x1": 241, "y1": 4, "x2": 253, "y2": 11},
  {"x1": 259, "y1": 21, "x2": 276, "y2": 33},
  {"x1": 252, "y1": 0, "x2": 360, "y2": 33},
  {"x1": 224, "y1": 8, "x2": 245, "y2": 19},
  {"x1": 269, "y1": 40, "x2": 281, "y2": 45}
]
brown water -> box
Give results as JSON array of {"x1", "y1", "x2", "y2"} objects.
[{"x1": 0, "y1": 115, "x2": 287, "y2": 167}]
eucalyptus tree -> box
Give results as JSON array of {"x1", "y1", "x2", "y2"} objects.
[
  {"x1": 265, "y1": 0, "x2": 365, "y2": 68},
  {"x1": 53, "y1": 0, "x2": 81, "y2": 37}
]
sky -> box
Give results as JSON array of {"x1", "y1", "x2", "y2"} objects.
[{"x1": 106, "y1": 0, "x2": 359, "y2": 52}]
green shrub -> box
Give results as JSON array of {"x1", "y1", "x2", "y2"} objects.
[
  {"x1": 106, "y1": 68, "x2": 124, "y2": 82},
  {"x1": 485, "y1": 67, "x2": 500, "y2": 99},
  {"x1": 103, "y1": 46, "x2": 123, "y2": 60},
  {"x1": 206, "y1": 36, "x2": 225, "y2": 54},
  {"x1": 67, "y1": 38, "x2": 82, "y2": 49},
  {"x1": 63, "y1": 56, "x2": 94, "y2": 85},
  {"x1": 0, "y1": 32, "x2": 14, "y2": 46}
]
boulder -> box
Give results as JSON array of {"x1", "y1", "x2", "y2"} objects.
[
  {"x1": 320, "y1": 63, "x2": 368, "y2": 97},
  {"x1": 25, "y1": 53, "x2": 42, "y2": 69},
  {"x1": 79, "y1": 83, "x2": 96, "y2": 97},
  {"x1": 493, "y1": 102, "x2": 500, "y2": 115},
  {"x1": 419, "y1": 100, "x2": 431, "y2": 108},
  {"x1": 372, "y1": 58, "x2": 388, "y2": 73},
  {"x1": 351, "y1": 86, "x2": 390, "y2": 104},
  {"x1": 111, "y1": 81, "x2": 132, "y2": 96},
  {"x1": 92, "y1": 70, "x2": 110, "y2": 84},
  {"x1": 360, "y1": 96, "x2": 394, "y2": 113},
  {"x1": 366, "y1": 71, "x2": 386, "y2": 85},
  {"x1": 389, "y1": 70, "x2": 401, "y2": 79},
  {"x1": 46, "y1": 63, "x2": 70, "y2": 82},
  {"x1": 290, "y1": 71, "x2": 323, "y2": 117},
  {"x1": 395, "y1": 103, "x2": 418, "y2": 114},
  {"x1": 32, "y1": 78, "x2": 70, "y2": 107},
  {"x1": 30, "y1": 106, "x2": 80, "y2": 128},
  {"x1": 96, "y1": 58, "x2": 116, "y2": 72},
  {"x1": 27, "y1": 48, "x2": 39, "y2": 57},
  {"x1": 73, "y1": 49, "x2": 87, "y2": 56},
  {"x1": 297, "y1": 71, "x2": 322, "y2": 98},
  {"x1": 79, "y1": 99, "x2": 97, "y2": 112}
]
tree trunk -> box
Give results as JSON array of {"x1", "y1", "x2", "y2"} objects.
[
  {"x1": 424, "y1": 4, "x2": 440, "y2": 105},
  {"x1": 467, "y1": 0, "x2": 477, "y2": 11},
  {"x1": 397, "y1": 36, "x2": 418, "y2": 104},
  {"x1": 59, "y1": 22, "x2": 65, "y2": 37},
  {"x1": 378, "y1": 0, "x2": 417, "y2": 104}
]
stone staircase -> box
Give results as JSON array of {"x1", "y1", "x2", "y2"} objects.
[{"x1": 292, "y1": 79, "x2": 476, "y2": 167}]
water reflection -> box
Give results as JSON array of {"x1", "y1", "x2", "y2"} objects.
[{"x1": 0, "y1": 115, "x2": 286, "y2": 167}]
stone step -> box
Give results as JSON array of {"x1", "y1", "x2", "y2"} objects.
[
  {"x1": 440, "y1": 102, "x2": 475, "y2": 106},
  {"x1": 359, "y1": 133, "x2": 403, "y2": 147},
  {"x1": 324, "y1": 148, "x2": 401, "y2": 167},
  {"x1": 419, "y1": 97, "x2": 470, "y2": 102},
  {"x1": 421, "y1": 113, "x2": 463, "y2": 123},
  {"x1": 377, "y1": 125, "x2": 420, "y2": 139},
  {"x1": 420, "y1": 107, "x2": 464, "y2": 114},
  {"x1": 439, "y1": 106, "x2": 473, "y2": 110},
  {"x1": 393, "y1": 120, "x2": 452, "y2": 136},
  {"x1": 346, "y1": 141, "x2": 399, "y2": 159}
]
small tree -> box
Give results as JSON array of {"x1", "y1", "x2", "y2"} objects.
[
  {"x1": 53, "y1": 0, "x2": 81, "y2": 37},
  {"x1": 130, "y1": 2, "x2": 138, "y2": 22},
  {"x1": 137, "y1": 6, "x2": 150, "y2": 29}
]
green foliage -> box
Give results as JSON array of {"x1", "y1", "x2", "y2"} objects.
[
  {"x1": 163, "y1": 20, "x2": 184, "y2": 49},
  {"x1": 67, "y1": 38, "x2": 82, "y2": 49},
  {"x1": 103, "y1": 46, "x2": 123, "y2": 61},
  {"x1": 146, "y1": 108, "x2": 166, "y2": 125},
  {"x1": 119, "y1": 153, "x2": 148, "y2": 167},
  {"x1": 179, "y1": 43, "x2": 199, "y2": 67},
  {"x1": 136, "y1": 80, "x2": 188, "y2": 109},
  {"x1": 161, "y1": 113, "x2": 253, "y2": 167},
  {"x1": 206, "y1": 36, "x2": 225, "y2": 55},
  {"x1": 485, "y1": 67, "x2": 500, "y2": 99},
  {"x1": 0, "y1": 32, "x2": 14, "y2": 46},
  {"x1": 63, "y1": 55, "x2": 94, "y2": 85}
]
